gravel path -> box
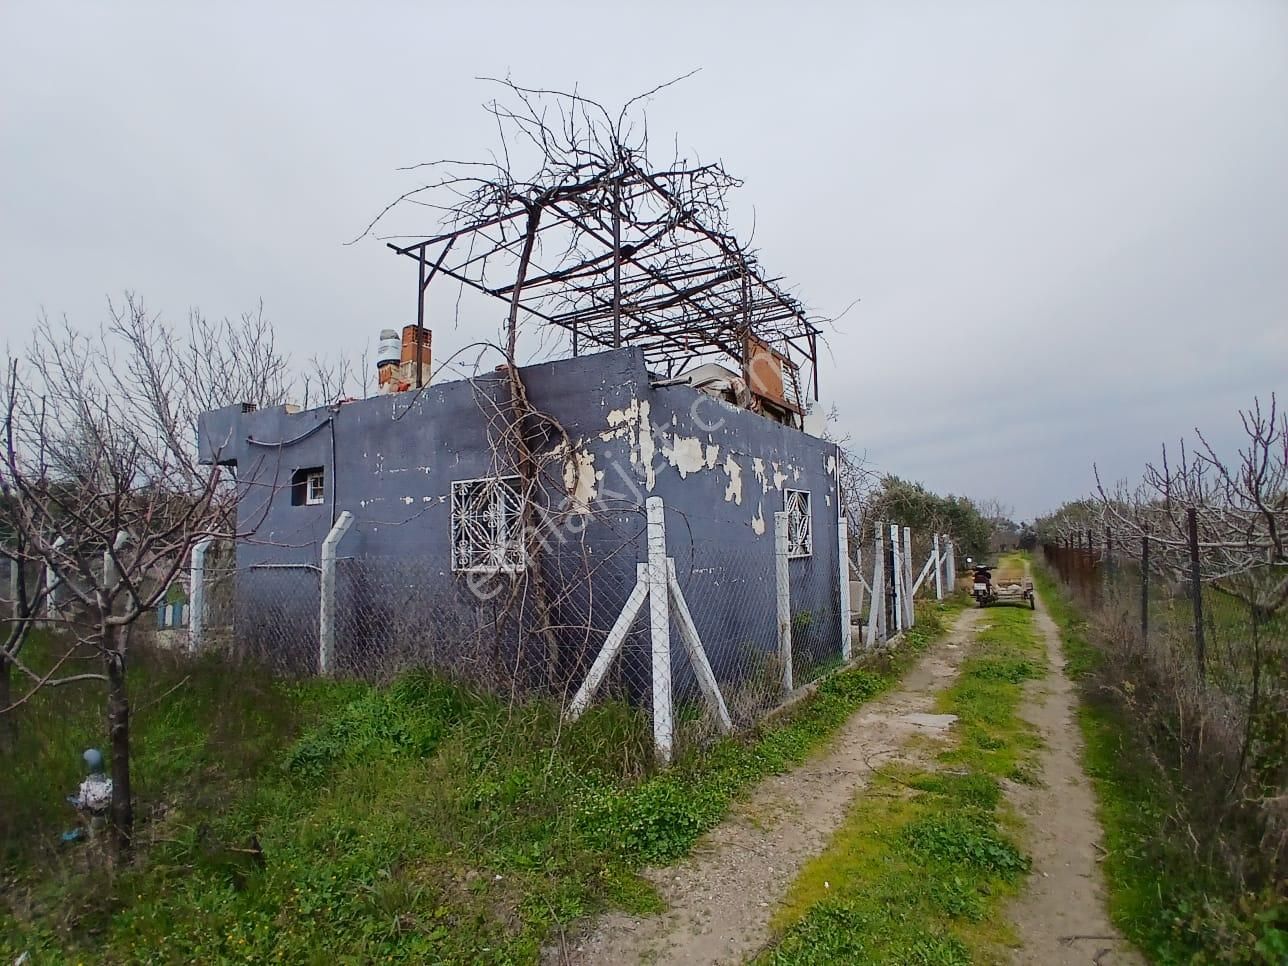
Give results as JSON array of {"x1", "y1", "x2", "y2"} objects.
[{"x1": 560, "y1": 607, "x2": 985, "y2": 966}]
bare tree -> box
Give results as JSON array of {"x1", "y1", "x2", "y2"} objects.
[
  {"x1": 1093, "y1": 396, "x2": 1287, "y2": 614},
  {"x1": 0, "y1": 296, "x2": 290, "y2": 855}
]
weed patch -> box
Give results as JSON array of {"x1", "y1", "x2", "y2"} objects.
[
  {"x1": 2, "y1": 601, "x2": 967, "y2": 962},
  {"x1": 903, "y1": 812, "x2": 1029, "y2": 878}
]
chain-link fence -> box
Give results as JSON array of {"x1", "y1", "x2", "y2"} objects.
[
  {"x1": 174, "y1": 502, "x2": 962, "y2": 762},
  {"x1": 328, "y1": 548, "x2": 644, "y2": 691},
  {"x1": 1042, "y1": 537, "x2": 1284, "y2": 704},
  {"x1": 1041, "y1": 524, "x2": 1286, "y2": 888},
  {"x1": 671, "y1": 539, "x2": 783, "y2": 732}
]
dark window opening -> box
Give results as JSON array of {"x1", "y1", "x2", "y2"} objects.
[{"x1": 291, "y1": 467, "x2": 325, "y2": 507}]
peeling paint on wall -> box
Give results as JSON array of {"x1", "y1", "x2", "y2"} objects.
[
  {"x1": 772, "y1": 462, "x2": 788, "y2": 490},
  {"x1": 665, "y1": 434, "x2": 708, "y2": 478},
  {"x1": 752, "y1": 456, "x2": 767, "y2": 490},
  {"x1": 602, "y1": 399, "x2": 640, "y2": 440},
  {"x1": 722, "y1": 454, "x2": 743, "y2": 505},
  {"x1": 751, "y1": 501, "x2": 765, "y2": 535},
  {"x1": 638, "y1": 400, "x2": 656, "y2": 490},
  {"x1": 826, "y1": 453, "x2": 837, "y2": 476},
  {"x1": 604, "y1": 397, "x2": 657, "y2": 490},
  {"x1": 562, "y1": 446, "x2": 600, "y2": 512}
]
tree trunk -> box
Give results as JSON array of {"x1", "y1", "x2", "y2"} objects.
[
  {"x1": 0, "y1": 656, "x2": 14, "y2": 754},
  {"x1": 105, "y1": 625, "x2": 133, "y2": 858}
]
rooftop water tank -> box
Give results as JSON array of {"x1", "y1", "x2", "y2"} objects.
[{"x1": 376, "y1": 329, "x2": 400, "y2": 368}]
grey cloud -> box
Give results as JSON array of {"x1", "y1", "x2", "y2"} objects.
[{"x1": 2, "y1": 0, "x2": 1285, "y2": 521}]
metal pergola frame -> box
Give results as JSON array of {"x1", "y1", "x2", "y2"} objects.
[{"x1": 386, "y1": 161, "x2": 823, "y2": 405}]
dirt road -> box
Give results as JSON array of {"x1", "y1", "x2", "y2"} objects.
[
  {"x1": 564, "y1": 608, "x2": 984, "y2": 965},
  {"x1": 1004, "y1": 589, "x2": 1142, "y2": 964},
  {"x1": 564, "y1": 583, "x2": 1137, "y2": 965}
]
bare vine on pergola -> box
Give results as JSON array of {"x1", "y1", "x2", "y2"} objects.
[
  {"x1": 352, "y1": 79, "x2": 829, "y2": 693},
  {"x1": 355, "y1": 75, "x2": 825, "y2": 400}
]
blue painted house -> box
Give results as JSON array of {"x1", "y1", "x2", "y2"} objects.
[{"x1": 199, "y1": 346, "x2": 842, "y2": 712}]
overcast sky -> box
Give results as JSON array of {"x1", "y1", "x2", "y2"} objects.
[{"x1": 2, "y1": 1, "x2": 1285, "y2": 521}]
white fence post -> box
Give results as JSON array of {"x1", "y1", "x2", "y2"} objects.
[
  {"x1": 838, "y1": 518, "x2": 851, "y2": 661},
  {"x1": 45, "y1": 536, "x2": 65, "y2": 622},
  {"x1": 903, "y1": 526, "x2": 915, "y2": 628},
  {"x1": 945, "y1": 537, "x2": 956, "y2": 592},
  {"x1": 775, "y1": 511, "x2": 793, "y2": 691},
  {"x1": 890, "y1": 524, "x2": 903, "y2": 634},
  {"x1": 319, "y1": 511, "x2": 354, "y2": 675},
  {"x1": 865, "y1": 524, "x2": 884, "y2": 647},
  {"x1": 666, "y1": 558, "x2": 733, "y2": 733},
  {"x1": 933, "y1": 534, "x2": 943, "y2": 601},
  {"x1": 190, "y1": 537, "x2": 214, "y2": 653},
  {"x1": 566, "y1": 563, "x2": 649, "y2": 721},
  {"x1": 853, "y1": 543, "x2": 866, "y2": 625},
  {"x1": 646, "y1": 496, "x2": 674, "y2": 764}
]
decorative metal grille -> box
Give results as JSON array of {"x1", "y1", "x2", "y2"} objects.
[
  {"x1": 451, "y1": 477, "x2": 525, "y2": 573},
  {"x1": 785, "y1": 489, "x2": 812, "y2": 558}
]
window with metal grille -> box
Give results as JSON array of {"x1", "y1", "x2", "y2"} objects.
[
  {"x1": 451, "y1": 476, "x2": 526, "y2": 573},
  {"x1": 785, "y1": 489, "x2": 812, "y2": 558}
]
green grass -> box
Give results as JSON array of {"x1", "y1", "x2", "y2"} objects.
[
  {"x1": 759, "y1": 604, "x2": 1046, "y2": 964},
  {"x1": 1032, "y1": 564, "x2": 1287, "y2": 965},
  {"x1": 2, "y1": 598, "x2": 967, "y2": 963}
]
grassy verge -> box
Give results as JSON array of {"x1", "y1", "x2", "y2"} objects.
[
  {"x1": 759, "y1": 603, "x2": 1045, "y2": 964},
  {"x1": 1031, "y1": 564, "x2": 1287, "y2": 964},
  {"x1": 2, "y1": 599, "x2": 965, "y2": 963}
]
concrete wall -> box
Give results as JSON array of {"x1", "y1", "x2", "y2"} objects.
[
  {"x1": 636, "y1": 382, "x2": 842, "y2": 686},
  {"x1": 200, "y1": 347, "x2": 842, "y2": 695}
]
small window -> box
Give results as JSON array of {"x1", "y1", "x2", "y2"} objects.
[
  {"x1": 785, "y1": 489, "x2": 812, "y2": 558},
  {"x1": 291, "y1": 467, "x2": 325, "y2": 506},
  {"x1": 451, "y1": 476, "x2": 526, "y2": 573}
]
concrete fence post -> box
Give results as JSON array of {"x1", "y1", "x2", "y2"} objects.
[
  {"x1": 853, "y1": 543, "x2": 866, "y2": 626},
  {"x1": 646, "y1": 496, "x2": 674, "y2": 764},
  {"x1": 865, "y1": 524, "x2": 884, "y2": 647},
  {"x1": 775, "y1": 511, "x2": 793, "y2": 692},
  {"x1": 945, "y1": 537, "x2": 956, "y2": 591},
  {"x1": 933, "y1": 533, "x2": 944, "y2": 601},
  {"x1": 838, "y1": 518, "x2": 852, "y2": 661},
  {"x1": 319, "y1": 511, "x2": 355, "y2": 675},
  {"x1": 101, "y1": 531, "x2": 128, "y2": 611},
  {"x1": 890, "y1": 524, "x2": 903, "y2": 634},
  {"x1": 902, "y1": 526, "x2": 915, "y2": 628},
  {"x1": 45, "y1": 536, "x2": 65, "y2": 622},
  {"x1": 190, "y1": 538, "x2": 214, "y2": 653}
]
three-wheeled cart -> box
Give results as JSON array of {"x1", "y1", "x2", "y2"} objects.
[{"x1": 971, "y1": 564, "x2": 1034, "y2": 609}]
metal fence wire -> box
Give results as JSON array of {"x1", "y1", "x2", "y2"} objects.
[
  {"x1": 177, "y1": 500, "x2": 959, "y2": 760},
  {"x1": 330, "y1": 549, "x2": 643, "y2": 692},
  {"x1": 1042, "y1": 524, "x2": 1287, "y2": 887},
  {"x1": 1042, "y1": 537, "x2": 1285, "y2": 701},
  {"x1": 232, "y1": 565, "x2": 320, "y2": 675}
]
